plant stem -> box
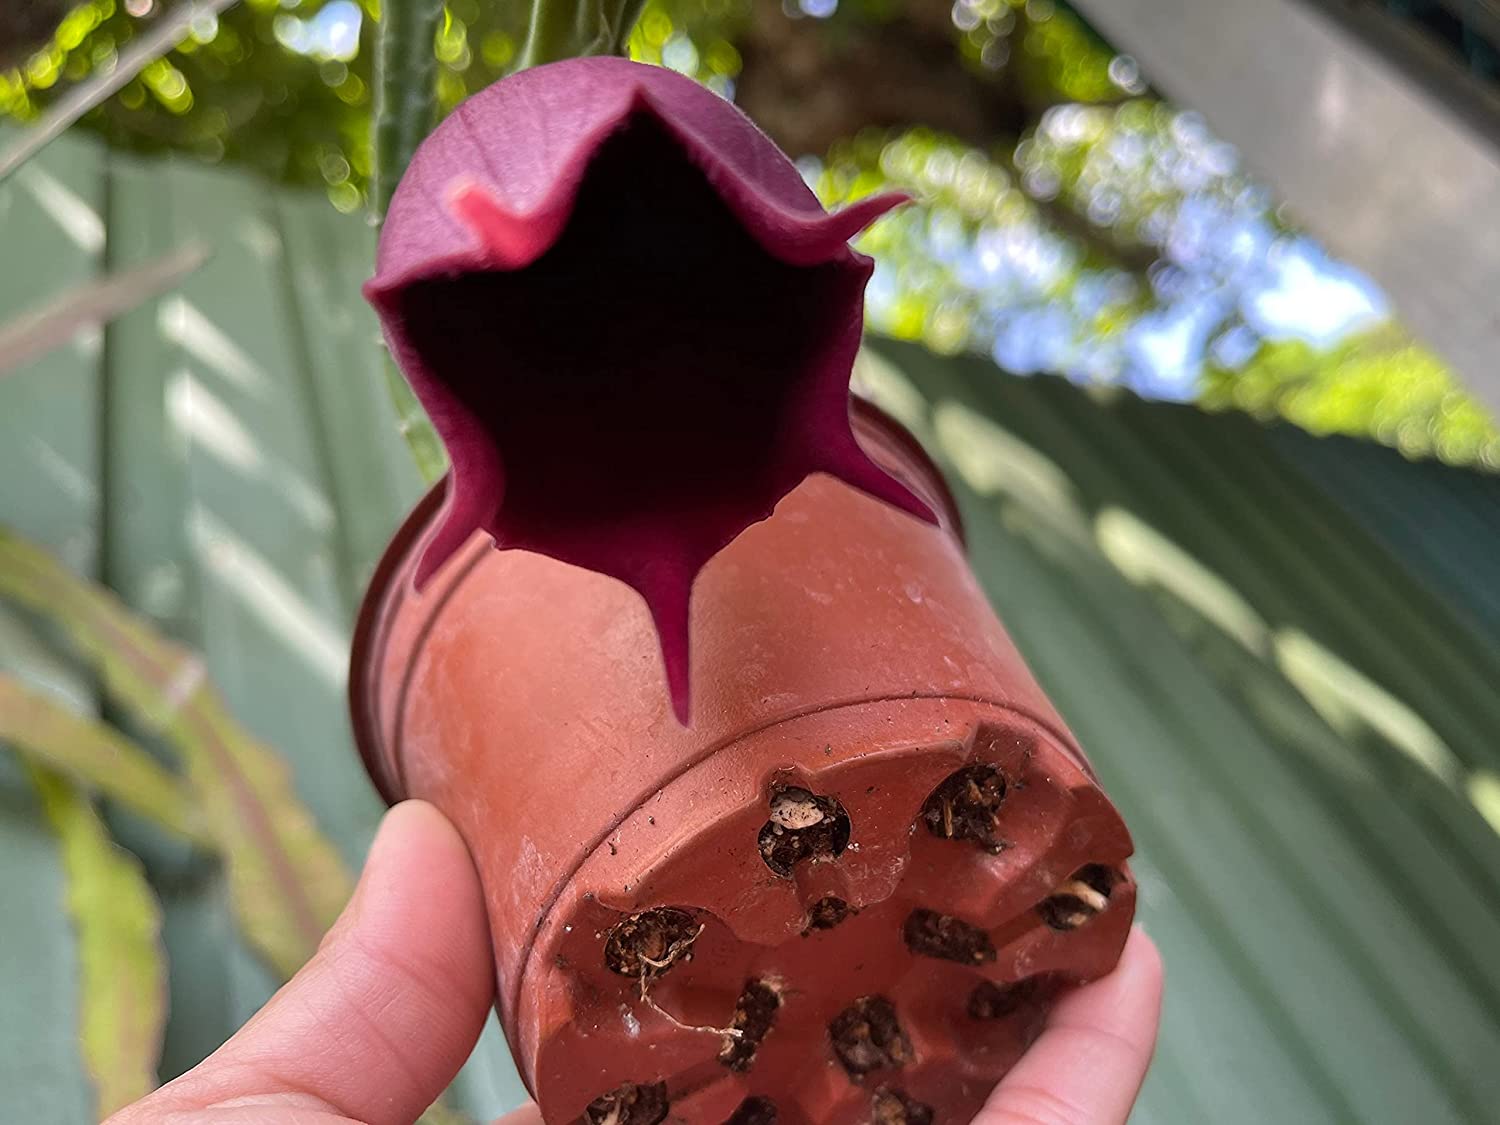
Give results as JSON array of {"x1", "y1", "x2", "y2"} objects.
[
  {"x1": 372, "y1": 0, "x2": 447, "y2": 481},
  {"x1": 517, "y1": 0, "x2": 648, "y2": 71},
  {"x1": 372, "y1": 0, "x2": 445, "y2": 223}
]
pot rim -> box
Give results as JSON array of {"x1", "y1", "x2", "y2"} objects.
[{"x1": 346, "y1": 397, "x2": 964, "y2": 807}]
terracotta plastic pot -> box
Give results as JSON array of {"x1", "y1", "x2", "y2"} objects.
[{"x1": 349, "y1": 401, "x2": 1135, "y2": 1125}]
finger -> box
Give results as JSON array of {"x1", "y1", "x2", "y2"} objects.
[
  {"x1": 975, "y1": 926, "x2": 1163, "y2": 1125},
  {"x1": 109, "y1": 800, "x2": 496, "y2": 1125}
]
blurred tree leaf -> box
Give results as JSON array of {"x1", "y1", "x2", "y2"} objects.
[
  {"x1": 0, "y1": 527, "x2": 353, "y2": 979},
  {"x1": 1203, "y1": 328, "x2": 1500, "y2": 468},
  {"x1": 0, "y1": 0, "x2": 241, "y2": 181},
  {"x1": 30, "y1": 766, "x2": 167, "y2": 1119},
  {"x1": 0, "y1": 674, "x2": 209, "y2": 844}
]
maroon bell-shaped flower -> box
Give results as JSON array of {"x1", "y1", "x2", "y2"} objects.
[{"x1": 364, "y1": 57, "x2": 934, "y2": 722}]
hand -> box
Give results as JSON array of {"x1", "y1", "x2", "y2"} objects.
[{"x1": 109, "y1": 801, "x2": 1163, "y2": 1125}]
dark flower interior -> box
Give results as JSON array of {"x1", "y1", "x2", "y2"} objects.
[{"x1": 395, "y1": 113, "x2": 865, "y2": 569}]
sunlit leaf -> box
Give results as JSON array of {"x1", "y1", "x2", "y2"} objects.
[
  {"x1": 0, "y1": 528, "x2": 353, "y2": 979},
  {"x1": 0, "y1": 0, "x2": 242, "y2": 182},
  {"x1": 30, "y1": 767, "x2": 167, "y2": 1118},
  {"x1": 0, "y1": 242, "x2": 209, "y2": 377},
  {"x1": 1202, "y1": 329, "x2": 1500, "y2": 469},
  {"x1": 0, "y1": 674, "x2": 208, "y2": 844}
]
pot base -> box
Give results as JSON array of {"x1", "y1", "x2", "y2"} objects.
[{"x1": 520, "y1": 700, "x2": 1134, "y2": 1125}]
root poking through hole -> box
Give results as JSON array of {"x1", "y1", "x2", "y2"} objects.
[
  {"x1": 967, "y1": 976, "x2": 1053, "y2": 1020},
  {"x1": 903, "y1": 908, "x2": 996, "y2": 965},
  {"x1": 804, "y1": 895, "x2": 852, "y2": 934},
  {"x1": 581, "y1": 1081, "x2": 669, "y2": 1125},
  {"x1": 757, "y1": 787, "x2": 850, "y2": 877},
  {"x1": 1037, "y1": 865, "x2": 1119, "y2": 931},
  {"x1": 921, "y1": 764, "x2": 1007, "y2": 853},
  {"x1": 724, "y1": 1096, "x2": 778, "y2": 1125},
  {"x1": 611, "y1": 914, "x2": 740, "y2": 1040},
  {"x1": 829, "y1": 996, "x2": 912, "y2": 1076},
  {"x1": 872, "y1": 1088, "x2": 935, "y2": 1125},
  {"x1": 718, "y1": 979, "x2": 781, "y2": 1070},
  {"x1": 604, "y1": 908, "x2": 701, "y2": 979}
]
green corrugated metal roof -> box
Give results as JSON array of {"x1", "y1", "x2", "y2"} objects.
[{"x1": 2, "y1": 134, "x2": 1498, "y2": 1123}]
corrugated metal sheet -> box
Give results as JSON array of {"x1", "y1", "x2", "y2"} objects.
[{"x1": 2, "y1": 134, "x2": 1498, "y2": 1122}]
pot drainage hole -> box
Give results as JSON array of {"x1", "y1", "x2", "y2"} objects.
[
  {"x1": 758, "y1": 787, "x2": 850, "y2": 877},
  {"x1": 967, "y1": 976, "x2": 1052, "y2": 1020},
  {"x1": 581, "y1": 1080, "x2": 669, "y2": 1125},
  {"x1": 719, "y1": 979, "x2": 781, "y2": 1071},
  {"x1": 1037, "y1": 865, "x2": 1119, "y2": 931},
  {"x1": 804, "y1": 895, "x2": 852, "y2": 933},
  {"x1": 604, "y1": 908, "x2": 701, "y2": 979},
  {"x1": 903, "y1": 908, "x2": 996, "y2": 965},
  {"x1": 873, "y1": 1087, "x2": 935, "y2": 1125},
  {"x1": 723, "y1": 1096, "x2": 778, "y2": 1125},
  {"x1": 920, "y1": 764, "x2": 1007, "y2": 853},
  {"x1": 829, "y1": 996, "x2": 913, "y2": 1076}
]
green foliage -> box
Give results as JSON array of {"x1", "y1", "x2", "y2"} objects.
[
  {"x1": 1203, "y1": 330, "x2": 1500, "y2": 469},
  {"x1": 30, "y1": 766, "x2": 167, "y2": 1119},
  {"x1": 0, "y1": 528, "x2": 478, "y2": 1120},
  {"x1": 0, "y1": 674, "x2": 207, "y2": 845},
  {"x1": 0, "y1": 528, "x2": 354, "y2": 980},
  {"x1": 1, "y1": 0, "x2": 378, "y2": 211}
]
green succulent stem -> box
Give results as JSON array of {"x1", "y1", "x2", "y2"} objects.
[
  {"x1": 372, "y1": 0, "x2": 445, "y2": 223},
  {"x1": 372, "y1": 0, "x2": 447, "y2": 481},
  {"x1": 518, "y1": 0, "x2": 648, "y2": 70}
]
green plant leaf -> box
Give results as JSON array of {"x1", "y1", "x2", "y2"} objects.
[
  {"x1": 30, "y1": 767, "x2": 167, "y2": 1118},
  {"x1": 0, "y1": 673, "x2": 208, "y2": 845},
  {"x1": 0, "y1": 528, "x2": 353, "y2": 979},
  {"x1": 0, "y1": 0, "x2": 243, "y2": 183},
  {"x1": 0, "y1": 242, "x2": 209, "y2": 378}
]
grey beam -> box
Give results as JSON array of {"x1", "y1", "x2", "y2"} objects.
[{"x1": 1071, "y1": 0, "x2": 1500, "y2": 414}]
